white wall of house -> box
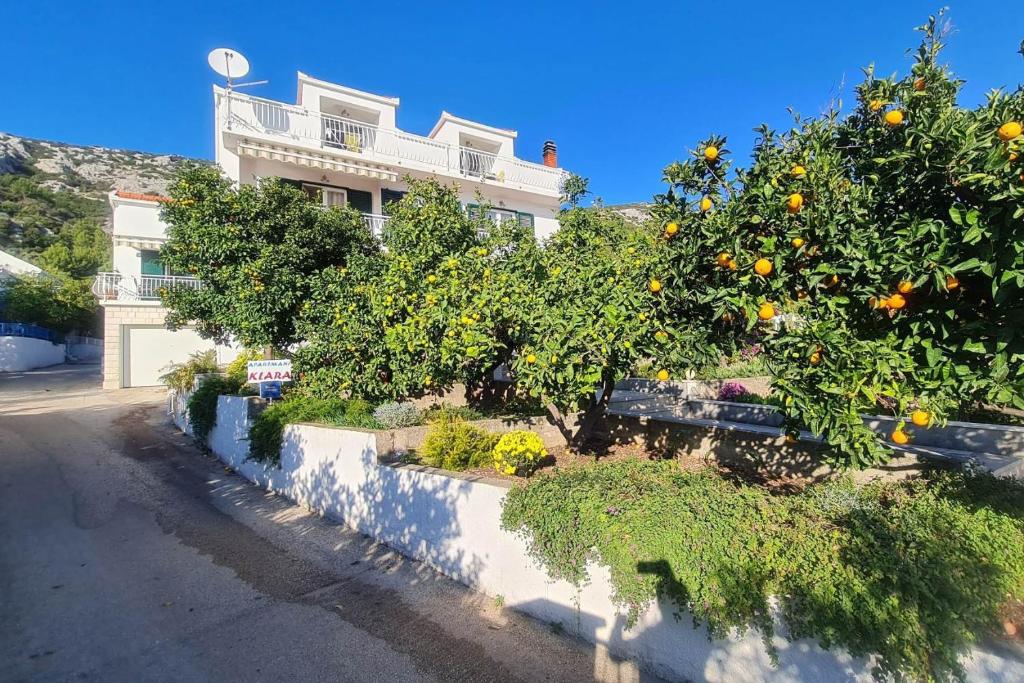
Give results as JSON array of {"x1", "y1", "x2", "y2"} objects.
[
  {"x1": 0, "y1": 336, "x2": 66, "y2": 372},
  {"x1": 296, "y1": 72, "x2": 399, "y2": 129},
  {"x1": 240, "y1": 156, "x2": 560, "y2": 239},
  {"x1": 111, "y1": 196, "x2": 168, "y2": 242},
  {"x1": 429, "y1": 112, "x2": 517, "y2": 158}
]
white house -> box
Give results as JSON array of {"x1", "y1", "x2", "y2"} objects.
[
  {"x1": 216, "y1": 72, "x2": 564, "y2": 238},
  {"x1": 94, "y1": 191, "x2": 238, "y2": 388},
  {"x1": 95, "y1": 72, "x2": 567, "y2": 388}
]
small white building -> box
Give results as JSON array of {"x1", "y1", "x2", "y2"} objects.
[
  {"x1": 94, "y1": 191, "x2": 237, "y2": 388},
  {"x1": 95, "y1": 72, "x2": 567, "y2": 388}
]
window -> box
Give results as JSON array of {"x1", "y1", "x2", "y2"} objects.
[
  {"x1": 140, "y1": 250, "x2": 165, "y2": 276},
  {"x1": 466, "y1": 204, "x2": 534, "y2": 231},
  {"x1": 381, "y1": 189, "x2": 406, "y2": 215},
  {"x1": 302, "y1": 183, "x2": 347, "y2": 208},
  {"x1": 140, "y1": 250, "x2": 187, "y2": 276}
]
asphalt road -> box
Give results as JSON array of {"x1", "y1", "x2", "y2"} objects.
[{"x1": 0, "y1": 365, "x2": 654, "y2": 683}]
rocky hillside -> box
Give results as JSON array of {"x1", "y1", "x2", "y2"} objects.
[{"x1": 0, "y1": 132, "x2": 198, "y2": 259}]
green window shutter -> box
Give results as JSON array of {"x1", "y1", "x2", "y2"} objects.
[
  {"x1": 140, "y1": 250, "x2": 164, "y2": 276},
  {"x1": 517, "y1": 212, "x2": 534, "y2": 229},
  {"x1": 346, "y1": 189, "x2": 373, "y2": 215},
  {"x1": 381, "y1": 189, "x2": 406, "y2": 215},
  {"x1": 466, "y1": 203, "x2": 480, "y2": 219}
]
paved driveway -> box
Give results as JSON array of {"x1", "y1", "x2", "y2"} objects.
[{"x1": 0, "y1": 365, "x2": 653, "y2": 682}]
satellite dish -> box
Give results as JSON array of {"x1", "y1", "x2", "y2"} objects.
[{"x1": 207, "y1": 48, "x2": 250, "y2": 83}]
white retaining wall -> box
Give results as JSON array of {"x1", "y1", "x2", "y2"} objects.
[
  {"x1": 0, "y1": 336, "x2": 66, "y2": 372},
  {"x1": 175, "y1": 395, "x2": 1022, "y2": 683},
  {"x1": 66, "y1": 342, "x2": 102, "y2": 364}
]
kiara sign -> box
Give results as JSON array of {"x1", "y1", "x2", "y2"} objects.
[{"x1": 247, "y1": 359, "x2": 293, "y2": 383}]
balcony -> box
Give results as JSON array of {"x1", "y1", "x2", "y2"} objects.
[
  {"x1": 93, "y1": 273, "x2": 202, "y2": 302},
  {"x1": 219, "y1": 92, "x2": 564, "y2": 195},
  {"x1": 361, "y1": 212, "x2": 388, "y2": 236}
]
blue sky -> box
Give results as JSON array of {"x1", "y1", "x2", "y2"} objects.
[{"x1": 1, "y1": 2, "x2": 1021, "y2": 204}]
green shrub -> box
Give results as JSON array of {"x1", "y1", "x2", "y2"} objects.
[
  {"x1": 419, "y1": 416, "x2": 497, "y2": 471},
  {"x1": 160, "y1": 349, "x2": 218, "y2": 392},
  {"x1": 492, "y1": 430, "x2": 547, "y2": 477},
  {"x1": 249, "y1": 396, "x2": 380, "y2": 463},
  {"x1": 422, "y1": 403, "x2": 484, "y2": 423},
  {"x1": 187, "y1": 374, "x2": 243, "y2": 440},
  {"x1": 224, "y1": 349, "x2": 263, "y2": 385},
  {"x1": 339, "y1": 398, "x2": 377, "y2": 428},
  {"x1": 502, "y1": 461, "x2": 1024, "y2": 681}
]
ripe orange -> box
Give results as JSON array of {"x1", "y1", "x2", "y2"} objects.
[
  {"x1": 699, "y1": 196, "x2": 713, "y2": 212},
  {"x1": 791, "y1": 237, "x2": 805, "y2": 249},
  {"x1": 649, "y1": 279, "x2": 662, "y2": 293},
  {"x1": 785, "y1": 433, "x2": 798, "y2": 444},
  {"x1": 891, "y1": 429, "x2": 910, "y2": 445},
  {"x1": 716, "y1": 251, "x2": 732, "y2": 267},
  {"x1": 657, "y1": 369, "x2": 670, "y2": 381},
  {"x1": 809, "y1": 351, "x2": 822, "y2": 365},
  {"x1": 786, "y1": 193, "x2": 804, "y2": 213},
  {"x1": 754, "y1": 258, "x2": 773, "y2": 276},
  {"x1": 796, "y1": 289, "x2": 808, "y2": 300},
  {"x1": 757, "y1": 303, "x2": 776, "y2": 321},
  {"x1": 869, "y1": 99, "x2": 883, "y2": 112},
  {"x1": 888, "y1": 293, "x2": 906, "y2": 309},
  {"x1": 913, "y1": 77, "x2": 926, "y2": 91},
  {"x1": 945, "y1": 275, "x2": 960, "y2": 290},
  {"x1": 884, "y1": 110, "x2": 905, "y2": 126},
  {"x1": 868, "y1": 296, "x2": 879, "y2": 309},
  {"x1": 998, "y1": 121, "x2": 1022, "y2": 142},
  {"x1": 897, "y1": 280, "x2": 914, "y2": 294},
  {"x1": 665, "y1": 222, "x2": 680, "y2": 236},
  {"x1": 526, "y1": 353, "x2": 536, "y2": 364},
  {"x1": 704, "y1": 145, "x2": 719, "y2": 162},
  {"x1": 791, "y1": 165, "x2": 806, "y2": 177},
  {"x1": 727, "y1": 258, "x2": 738, "y2": 271},
  {"x1": 911, "y1": 410, "x2": 931, "y2": 427},
  {"x1": 824, "y1": 274, "x2": 839, "y2": 288},
  {"x1": 722, "y1": 311, "x2": 734, "y2": 323}
]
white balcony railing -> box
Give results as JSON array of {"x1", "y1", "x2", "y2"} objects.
[
  {"x1": 459, "y1": 147, "x2": 497, "y2": 177},
  {"x1": 221, "y1": 92, "x2": 565, "y2": 194},
  {"x1": 92, "y1": 272, "x2": 202, "y2": 302},
  {"x1": 361, "y1": 212, "x2": 388, "y2": 236}
]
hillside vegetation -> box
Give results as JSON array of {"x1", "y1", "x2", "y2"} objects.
[{"x1": 0, "y1": 132, "x2": 194, "y2": 262}]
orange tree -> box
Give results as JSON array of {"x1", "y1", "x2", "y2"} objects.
[
  {"x1": 507, "y1": 181, "x2": 721, "y2": 445},
  {"x1": 159, "y1": 165, "x2": 376, "y2": 348},
  {"x1": 292, "y1": 178, "x2": 540, "y2": 401},
  {"x1": 294, "y1": 175, "x2": 717, "y2": 446},
  {"x1": 652, "y1": 16, "x2": 1024, "y2": 467}
]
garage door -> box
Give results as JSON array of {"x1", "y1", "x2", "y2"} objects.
[{"x1": 122, "y1": 325, "x2": 215, "y2": 387}]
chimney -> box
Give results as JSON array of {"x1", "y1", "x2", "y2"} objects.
[{"x1": 542, "y1": 140, "x2": 557, "y2": 168}]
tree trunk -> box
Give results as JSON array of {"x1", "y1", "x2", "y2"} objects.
[{"x1": 545, "y1": 376, "x2": 616, "y2": 451}]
